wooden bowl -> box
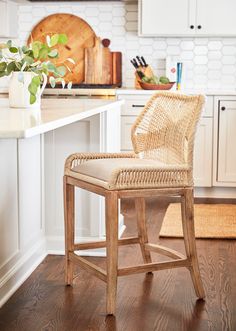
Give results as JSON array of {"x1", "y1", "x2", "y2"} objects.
[{"x1": 139, "y1": 81, "x2": 175, "y2": 90}]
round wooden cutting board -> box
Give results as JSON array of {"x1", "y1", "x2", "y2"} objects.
[{"x1": 28, "y1": 14, "x2": 96, "y2": 84}]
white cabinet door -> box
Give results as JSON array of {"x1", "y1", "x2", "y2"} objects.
[
  {"x1": 217, "y1": 100, "x2": 236, "y2": 184},
  {"x1": 0, "y1": 0, "x2": 18, "y2": 38},
  {"x1": 139, "y1": 0, "x2": 196, "y2": 36},
  {"x1": 197, "y1": 0, "x2": 236, "y2": 36},
  {"x1": 0, "y1": 1, "x2": 7, "y2": 37},
  {"x1": 0, "y1": 140, "x2": 19, "y2": 275},
  {"x1": 193, "y1": 118, "x2": 213, "y2": 187},
  {"x1": 139, "y1": 0, "x2": 236, "y2": 36}
]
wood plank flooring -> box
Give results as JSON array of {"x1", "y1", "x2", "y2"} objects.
[{"x1": 0, "y1": 198, "x2": 236, "y2": 331}]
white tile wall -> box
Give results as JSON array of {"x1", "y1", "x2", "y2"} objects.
[{"x1": 1, "y1": 1, "x2": 236, "y2": 90}]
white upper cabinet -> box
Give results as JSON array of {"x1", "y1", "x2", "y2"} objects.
[
  {"x1": 196, "y1": 0, "x2": 236, "y2": 36},
  {"x1": 139, "y1": 0, "x2": 196, "y2": 36},
  {"x1": 0, "y1": 0, "x2": 18, "y2": 38},
  {"x1": 139, "y1": 0, "x2": 236, "y2": 37}
]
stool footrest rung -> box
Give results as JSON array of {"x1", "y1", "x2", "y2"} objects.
[
  {"x1": 69, "y1": 252, "x2": 107, "y2": 282},
  {"x1": 118, "y1": 259, "x2": 190, "y2": 276},
  {"x1": 73, "y1": 237, "x2": 140, "y2": 251},
  {"x1": 145, "y1": 243, "x2": 186, "y2": 260}
]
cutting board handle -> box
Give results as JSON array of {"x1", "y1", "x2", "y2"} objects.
[{"x1": 102, "y1": 39, "x2": 111, "y2": 48}]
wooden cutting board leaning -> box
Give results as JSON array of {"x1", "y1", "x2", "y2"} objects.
[
  {"x1": 28, "y1": 13, "x2": 122, "y2": 87},
  {"x1": 84, "y1": 38, "x2": 122, "y2": 86}
]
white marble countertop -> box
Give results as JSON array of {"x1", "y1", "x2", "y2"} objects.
[
  {"x1": 2, "y1": 87, "x2": 236, "y2": 97},
  {"x1": 43, "y1": 87, "x2": 236, "y2": 96},
  {"x1": 0, "y1": 97, "x2": 123, "y2": 139}
]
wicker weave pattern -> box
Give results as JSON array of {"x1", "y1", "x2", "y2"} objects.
[
  {"x1": 64, "y1": 92, "x2": 205, "y2": 190},
  {"x1": 131, "y1": 92, "x2": 205, "y2": 165},
  {"x1": 111, "y1": 166, "x2": 190, "y2": 190}
]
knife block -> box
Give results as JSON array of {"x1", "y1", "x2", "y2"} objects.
[{"x1": 135, "y1": 65, "x2": 154, "y2": 89}]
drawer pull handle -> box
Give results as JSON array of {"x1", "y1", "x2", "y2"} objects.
[
  {"x1": 132, "y1": 104, "x2": 145, "y2": 108},
  {"x1": 221, "y1": 106, "x2": 226, "y2": 111}
]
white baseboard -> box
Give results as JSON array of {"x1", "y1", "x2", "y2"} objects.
[
  {"x1": 0, "y1": 238, "x2": 47, "y2": 308},
  {"x1": 0, "y1": 223, "x2": 126, "y2": 308},
  {"x1": 46, "y1": 224, "x2": 127, "y2": 257},
  {"x1": 195, "y1": 186, "x2": 236, "y2": 198}
]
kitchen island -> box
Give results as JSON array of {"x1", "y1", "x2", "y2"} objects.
[{"x1": 0, "y1": 96, "x2": 123, "y2": 307}]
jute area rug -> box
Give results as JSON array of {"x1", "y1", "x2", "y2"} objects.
[{"x1": 159, "y1": 203, "x2": 236, "y2": 239}]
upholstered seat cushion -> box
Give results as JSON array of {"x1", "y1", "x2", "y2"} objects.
[{"x1": 68, "y1": 157, "x2": 191, "y2": 190}]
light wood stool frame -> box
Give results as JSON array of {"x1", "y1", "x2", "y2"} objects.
[{"x1": 64, "y1": 175, "x2": 205, "y2": 315}]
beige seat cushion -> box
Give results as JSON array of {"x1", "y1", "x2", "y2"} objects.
[{"x1": 69, "y1": 157, "x2": 191, "y2": 190}]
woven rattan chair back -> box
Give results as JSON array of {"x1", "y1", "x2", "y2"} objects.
[{"x1": 131, "y1": 92, "x2": 205, "y2": 166}]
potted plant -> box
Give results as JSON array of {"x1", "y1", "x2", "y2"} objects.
[{"x1": 0, "y1": 34, "x2": 74, "y2": 108}]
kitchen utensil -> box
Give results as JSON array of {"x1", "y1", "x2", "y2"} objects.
[
  {"x1": 28, "y1": 14, "x2": 96, "y2": 84},
  {"x1": 139, "y1": 81, "x2": 175, "y2": 90},
  {"x1": 134, "y1": 65, "x2": 154, "y2": 89},
  {"x1": 84, "y1": 36, "x2": 103, "y2": 84},
  {"x1": 136, "y1": 56, "x2": 143, "y2": 67},
  {"x1": 141, "y1": 56, "x2": 148, "y2": 67},
  {"x1": 130, "y1": 60, "x2": 138, "y2": 69},
  {"x1": 132, "y1": 58, "x2": 139, "y2": 68},
  {"x1": 112, "y1": 52, "x2": 122, "y2": 86},
  {"x1": 101, "y1": 39, "x2": 113, "y2": 85},
  {"x1": 85, "y1": 37, "x2": 120, "y2": 85}
]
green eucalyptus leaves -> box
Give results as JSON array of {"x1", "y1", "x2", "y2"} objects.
[{"x1": 0, "y1": 34, "x2": 74, "y2": 104}]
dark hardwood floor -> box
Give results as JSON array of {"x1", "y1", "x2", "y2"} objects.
[{"x1": 0, "y1": 198, "x2": 236, "y2": 331}]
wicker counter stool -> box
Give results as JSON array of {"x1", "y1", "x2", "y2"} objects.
[{"x1": 63, "y1": 91, "x2": 206, "y2": 315}]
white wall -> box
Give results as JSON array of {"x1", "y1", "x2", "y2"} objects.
[{"x1": 1, "y1": 1, "x2": 236, "y2": 91}]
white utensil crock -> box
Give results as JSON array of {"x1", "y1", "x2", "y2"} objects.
[{"x1": 9, "y1": 72, "x2": 47, "y2": 109}]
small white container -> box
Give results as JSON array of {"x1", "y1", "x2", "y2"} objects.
[
  {"x1": 165, "y1": 56, "x2": 178, "y2": 82},
  {"x1": 9, "y1": 72, "x2": 47, "y2": 109}
]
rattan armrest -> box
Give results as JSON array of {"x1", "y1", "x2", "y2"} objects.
[{"x1": 64, "y1": 152, "x2": 136, "y2": 172}]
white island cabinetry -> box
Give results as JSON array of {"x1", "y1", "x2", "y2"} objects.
[{"x1": 0, "y1": 97, "x2": 122, "y2": 307}]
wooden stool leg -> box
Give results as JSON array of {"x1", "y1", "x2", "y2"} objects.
[
  {"x1": 135, "y1": 198, "x2": 152, "y2": 264},
  {"x1": 63, "y1": 176, "x2": 75, "y2": 286},
  {"x1": 106, "y1": 192, "x2": 119, "y2": 315},
  {"x1": 181, "y1": 188, "x2": 205, "y2": 299}
]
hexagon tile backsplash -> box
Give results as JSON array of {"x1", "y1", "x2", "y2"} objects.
[{"x1": 1, "y1": 1, "x2": 236, "y2": 90}]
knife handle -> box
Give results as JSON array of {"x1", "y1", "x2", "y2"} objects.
[
  {"x1": 141, "y1": 56, "x2": 148, "y2": 67},
  {"x1": 130, "y1": 60, "x2": 138, "y2": 69},
  {"x1": 136, "y1": 56, "x2": 143, "y2": 67}
]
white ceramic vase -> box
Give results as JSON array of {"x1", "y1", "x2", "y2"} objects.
[{"x1": 9, "y1": 72, "x2": 47, "y2": 109}]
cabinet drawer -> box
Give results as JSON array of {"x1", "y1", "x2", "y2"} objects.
[
  {"x1": 119, "y1": 94, "x2": 213, "y2": 118},
  {"x1": 119, "y1": 95, "x2": 152, "y2": 116},
  {"x1": 121, "y1": 116, "x2": 137, "y2": 151}
]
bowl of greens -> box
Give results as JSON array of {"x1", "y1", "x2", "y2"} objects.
[{"x1": 139, "y1": 75, "x2": 175, "y2": 90}]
